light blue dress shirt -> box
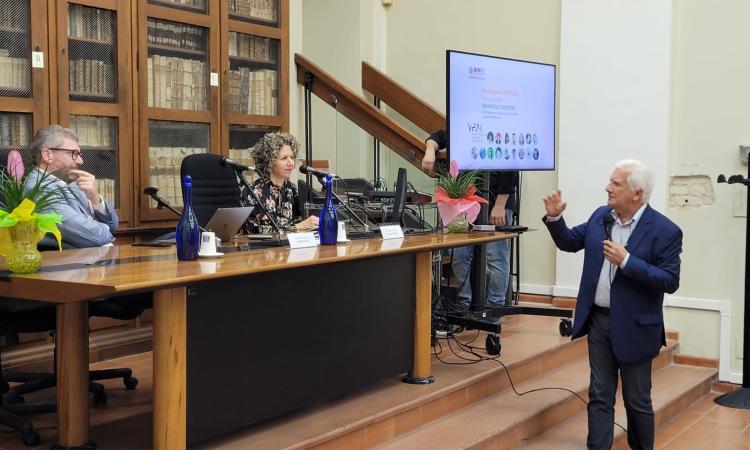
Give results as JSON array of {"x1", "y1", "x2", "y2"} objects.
[{"x1": 593, "y1": 203, "x2": 648, "y2": 308}]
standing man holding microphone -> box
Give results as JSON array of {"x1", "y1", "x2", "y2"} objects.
[{"x1": 542, "y1": 159, "x2": 682, "y2": 450}]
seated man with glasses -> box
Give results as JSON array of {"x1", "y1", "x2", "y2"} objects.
[{"x1": 25, "y1": 124, "x2": 118, "y2": 248}]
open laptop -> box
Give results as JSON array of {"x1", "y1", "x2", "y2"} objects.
[{"x1": 205, "y1": 207, "x2": 254, "y2": 241}]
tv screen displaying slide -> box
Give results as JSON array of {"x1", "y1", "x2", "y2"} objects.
[{"x1": 447, "y1": 50, "x2": 556, "y2": 171}]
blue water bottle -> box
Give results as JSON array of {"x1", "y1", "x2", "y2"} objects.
[
  {"x1": 318, "y1": 174, "x2": 338, "y2": 245},
  {"x1": 176, "y1": 175, "x2": 200, "y2": 260}
]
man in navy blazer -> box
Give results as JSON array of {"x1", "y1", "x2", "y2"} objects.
[
  {"x1": 543, "y1": 160, "x2": 682, "y2": 450},
  {"x1": 26, "y1": 125, "x2": 118, "y2": 249}
]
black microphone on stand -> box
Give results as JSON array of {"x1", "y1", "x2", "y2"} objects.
[
  {"x1": 219, "y1": 157, "x2": 256, "y2": 173},
  {"x1": 144, "y1": 186, "x2": 182, "y2": 218},
  {"x1": 299, "y1": 165, "x2": 336, "y2": 179},
  {"x1": 143, "y1": 187, "x2": 207, "y2": 232},
  {"x1": 220, "y1": 158, "x2": 285, "y2": 241},
  {"x1": 603, "y1": 214, "x2": 615, "y2": 241}
]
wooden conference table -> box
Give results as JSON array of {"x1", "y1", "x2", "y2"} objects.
[{"x1": 0, "y1": 232, "x2": 513, "y2": 449}]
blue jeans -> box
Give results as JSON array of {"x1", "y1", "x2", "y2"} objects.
[{"x1": 452, "y1": 209, "x2": 513, "y2": 307}]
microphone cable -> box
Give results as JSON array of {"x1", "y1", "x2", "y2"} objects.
[{"x1": 432, "y1": 331, "x2": 628, "y2": 433}]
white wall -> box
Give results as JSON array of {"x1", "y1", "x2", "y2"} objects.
[
  {"x1": 557, "y1": 0, "x2": 672, "y2": 294},
  {"x1": 668, "y1": 0, "x2": 750, "y2": 375}
]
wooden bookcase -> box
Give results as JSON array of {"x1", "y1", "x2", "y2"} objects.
[{"x1": 0, "y1": 0, "x2": 289, "y2": 231}]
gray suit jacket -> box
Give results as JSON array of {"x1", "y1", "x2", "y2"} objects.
[{"x1": 26, "y1": 168, "x2": 118, "y2": 248}]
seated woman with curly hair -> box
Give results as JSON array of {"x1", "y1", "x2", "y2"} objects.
[{"x1": 245, "y1": 132, "x2": 319, "y2": 233}]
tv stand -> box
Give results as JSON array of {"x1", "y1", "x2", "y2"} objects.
[{"x1": 445, "y1": 304, "x2": 572, "y2": 340}]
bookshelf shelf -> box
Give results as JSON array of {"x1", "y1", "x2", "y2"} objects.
[
  {"x1": 80, "y1": 145, "x2": 116, "y2": 152},
  {"x1": 229, "y1": 15, "x2": 277, "y2": 27},
  {"x1": 229, "y1": 54, "x2": 276, "y2": 66},
  {"x1": 0, "y1": 87, "x2": 32, "y2": 98},
  {"x1": 69, "y1": 36, "x2": 114, "y2": 46},
  {"x1": 0, "y1": 26, "x2": 27, "y2": 34},
  {"x1": 70, "y1": 92, "x2": 117, "y2": 101},
  {"x1": 227, "y1": 113, "x2": 282, "y2": 126},
  {"x1": 149, "y1": 0, "x2": 207, "y2": 14},
  {"x1": 148, "y1": 43, "x2": 206, "y2": 57}
]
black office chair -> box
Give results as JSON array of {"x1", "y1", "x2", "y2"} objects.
[
  {"x1": 180, "y1": 153, "x2": 243, "y2": 228},
  {"x1": 0, "y1": 300, "x2": 57, "y2": 446},
  {"x1": 0, "y1": 286, "x2": 150, "y2": 446}
]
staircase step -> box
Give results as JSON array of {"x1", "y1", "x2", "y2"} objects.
[
  {"x1": 372, "y1": 342, "x2": 680, "y2": 450},
  {"x1": 517, "y1": 364, "x2": 715, "y2": 450},
  {"x1": 372, "y1": 357, "x2": 592, "y2": 450},
  {"x1": 214, "y1": 316, "x2": 585, "y2": 450}
]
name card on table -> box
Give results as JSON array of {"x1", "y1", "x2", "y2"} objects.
[
  {"x1": 287, "y1": 232, "x2": 319, "y2": 249},
  {"x1": 379, "y1": 224, "x2": 404, "y2": 240}
]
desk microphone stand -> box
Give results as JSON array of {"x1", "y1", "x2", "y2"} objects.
[
  {"x1": 232, "y1": 168, "x2": 285, "y2": 242},
  {"x1": 144, "y1": 187, "x2": 207, "y2": 233},
  {"x1": 715, "y1": 171, "x2": 750, "y2": 409},
  {"x1": 314, "y1": 175, "x2": 371, "y2": 231}
]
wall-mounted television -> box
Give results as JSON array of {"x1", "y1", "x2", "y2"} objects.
[{"x1": 447, "y1": 50, "x2": 556, "y2": 172}]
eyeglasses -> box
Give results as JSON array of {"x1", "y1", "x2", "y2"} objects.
[{"x1": 47, "y1": 147, "x2": 82, "y2": 159}]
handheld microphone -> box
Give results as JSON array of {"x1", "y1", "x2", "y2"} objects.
[
  {"x1": 220, "y1": 157, "x2": 255, "y2": 172},
  {"x1": 603, "y1": 214, "x2": 615, "y2": 241},
  {"x1": 144, "y1": 186, "x2": 158, "y2": 196},
  {"x1": 299, "y1": 165, "x2": 336, "y2": 179}
]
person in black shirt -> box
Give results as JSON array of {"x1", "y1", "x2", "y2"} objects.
[{"x1": 423, "y1": 129, "x2": 518, "y2": 307}]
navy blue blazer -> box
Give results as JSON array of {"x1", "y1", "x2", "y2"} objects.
[{"x1": 544, "y1": 205, "x2": 682, "y2": 364}]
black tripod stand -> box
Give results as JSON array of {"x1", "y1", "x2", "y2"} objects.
[{"x1": 714, "y1": 171, "x2": 750, "y2": 409}]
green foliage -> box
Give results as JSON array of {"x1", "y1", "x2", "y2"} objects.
[
  {"x1": 0, "y1": 168, "x2": 63, "y2": 214},
  {"x1": 435, "y1": 167, "x2": 484, "y2": 199}
]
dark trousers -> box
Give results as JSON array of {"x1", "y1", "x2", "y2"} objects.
[{"x1": 587, "y1": 306, "x2": 654, "y2": 450}]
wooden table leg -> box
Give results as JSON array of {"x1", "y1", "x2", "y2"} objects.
[
  {"x1": 153, "y1": 287, "x2": 187, "y2": 450},
  {"x1": 56, "y1": 301, "x2": 91, "y2": 449},
  {"x1": 404, "y1": 251, "x2": 435, "y2": 384}
]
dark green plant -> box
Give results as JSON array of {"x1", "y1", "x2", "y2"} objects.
[
  {"x1": 0, "y1": 168, "x2": 63, "y2": 214},
  {"x1": 434, "y1": 167, "x2": 483, "y2": 198}
]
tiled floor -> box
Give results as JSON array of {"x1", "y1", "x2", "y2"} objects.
[{"x1": 656, "y1": 393, "x2": 750, "y2": 450}]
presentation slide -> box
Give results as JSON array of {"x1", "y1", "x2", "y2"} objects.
[{"x1": 447, "y1": 51, "x2": 556, "y2": 171}]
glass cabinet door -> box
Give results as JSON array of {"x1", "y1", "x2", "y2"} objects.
[
  {"x1": 0, "y1": 0, "x2": 50, "y2": 146},
  {"x1": 147, "y1": 120, "x2": 209, "y2": 209},
  {"x1": 69, "y1": 115, "x2": 119, "y2": 208},
  {"x1": 227, "y1": 31, "x2": 279, "y2": 117},
  {"x1": 66, "y1": 3, "x2": 117, "y2": 103},
  {"x1": 138, "y1": 0, "x2": 219, "y2": 222},
  {"x1": 0, "y1": 1, "x2": 32, "y2": 99},
  {"x1": 56, "y1": 0, "x2": 134, "y2": 224},
  {"x1": 146, "y1": 18, "x2": 209, "y2": 112}
]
